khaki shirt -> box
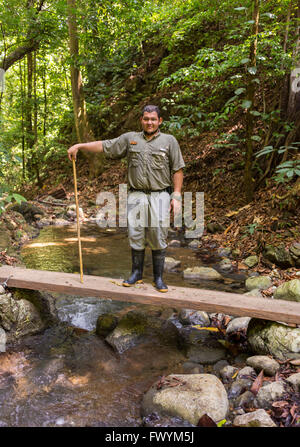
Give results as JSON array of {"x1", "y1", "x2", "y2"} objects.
[{"x1": 102, "y1": 131, "x2": 185, "y2": 191}]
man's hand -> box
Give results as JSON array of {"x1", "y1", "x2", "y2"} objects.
[
  {"x1": 170, "y1": 197, "x2": 182, "y2": 216},
  {"x1": 67, "y1": 144, "x2": 79, "y2": 161}
]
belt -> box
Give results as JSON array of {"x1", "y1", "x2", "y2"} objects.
[{"x1": 129, "y1": 187, "x2": 171, "y2": 194}]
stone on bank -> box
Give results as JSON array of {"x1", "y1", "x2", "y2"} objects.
[{"x1": 142, "y1": 374, "x2": 229, "y2": 425}]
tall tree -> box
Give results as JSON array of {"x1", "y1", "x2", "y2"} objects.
[
  {"x1": 67, "y1": 0, "x2": 104, "y2": 178},
  {"x1": 243, "y1": 0, "x2": 260, "y2": 203}
]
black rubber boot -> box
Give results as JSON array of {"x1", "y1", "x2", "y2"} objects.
[
  {"x1": 123, "y1": 248, "x2": 145, "y2": 287},
  {"x1": 152, "y1": 249, "x2": 168, "y2": 293}
]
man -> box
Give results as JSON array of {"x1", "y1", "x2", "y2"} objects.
[{"x1": 67, "y1": 105, "x2": 185, "y2": 292}]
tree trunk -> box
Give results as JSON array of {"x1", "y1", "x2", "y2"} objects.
[
  {"x1": 243, "y1": 0, "x2": 260, "y2": 203},
  {"x1": 287, "y1": 1, "x2": 300, "y2": 120},
  {"x1": 19, "y1": 61, "x2": 26, "y2": 180},
  {"x1": 66, "y1": 0, "x2": 104, "y2": 178}
]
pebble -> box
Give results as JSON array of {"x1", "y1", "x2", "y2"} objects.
[
  {"x1": 246, "y1": 355, "x2": 280, "y2": 376},
  {"x1": 233, "y1": 409, "x2": 277, "y2": 427},
  {"x1": 256, "y1": 382, "x2": 286, "y2": 409},
  {"x1": 178, "y1": 309, "x2": 210, "y2": 326},
  {"x1": 226, "y1": 317, "x2": 251, "y2": 335},
  {"x1": 285, "y1": 372, "x2": 300, "y2": 390},
  {"x1": 219, "y1": 365, "x2": 238, "y2": 383},
  {"x1": 236, "y1": 366, "x2": 256, "y2": 379}
]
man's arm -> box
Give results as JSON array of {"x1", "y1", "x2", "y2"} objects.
[
  {"x1": 67, "y1": 141, "x2": 103, "y2": 161},
  {"x1": 170, "y1": 168, "x2": 183, "y2": 215}
]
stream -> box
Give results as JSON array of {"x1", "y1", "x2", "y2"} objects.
[{"x1": 0, "y1": 224, "x2": 247, "y2": 427}]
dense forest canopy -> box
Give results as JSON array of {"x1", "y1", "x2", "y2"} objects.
[{"x1": 0, "y1": 0, "x2": 300, "y2": 210}]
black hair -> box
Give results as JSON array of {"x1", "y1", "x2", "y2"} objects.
[{"x1": 141, "y1": 105, "x2": 161, "y2": 118}]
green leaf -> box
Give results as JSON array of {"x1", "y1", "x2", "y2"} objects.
[
  {"x1": 234, "y1": 7, "x2": 247, "y2": 11},
  {"x1": 241, "y1": 58, "x2": 250, "y2": 64},
  {"x1": 12, "y1": 194, "x2": 27, "y2": 204},
  {"x1": 234, "y1": 88, "x2": 246, "y2": 95},
  {"x1": 250, "y1": 110, "x2": 261, "y2": 116},
  {"x1": 251, "y1": 135, "x2": 261, "y2": 142},
  {"x1": 255, "y1": 146, "x2": 274, "y2": 158},
  {"x1": 217, "y1": 419, "x2": 227, "y2": 427},
  {"x1": 248, "y1": 66, "x2": 257, "y2": 75},
  {"x1": 225, "y1": 96, "x2": 238, "y2": 106},
  {"x1": 241, "y1": 100, "x2": 252, "y2": 109}
]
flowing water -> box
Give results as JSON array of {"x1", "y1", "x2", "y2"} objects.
[{"x1": 0, "y1": 224, "x2": 246, "y2": 427}]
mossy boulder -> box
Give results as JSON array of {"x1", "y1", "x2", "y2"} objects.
[
  {"x1": 0, "y1": 293, "x2": 45, "y2": 342},
  {"x1": 245, "y1": 276, "x2": 272, "y2": 291},
  {"x1": 263, "y1": 244, "x2": 294, "y2": 268},
  {"x1": 105, "y1": 310, "x2": 181, "y2": 354},
  {"x1": 96, "y1": 313, "x2": 118, "y2": 337},
  {"x1": 183, "y1": 267, "x2": 223, "y2": 281},
  {"x1": 274, "y1": 279, "x2": 300, "y2": 302},
  {"x1": 247, "y1": 318, "x2": 300, "y2": 360}
]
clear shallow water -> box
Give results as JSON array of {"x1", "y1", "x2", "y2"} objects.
[{"x1": 0, "y1": 224, "x2": 246, "y2": 426}]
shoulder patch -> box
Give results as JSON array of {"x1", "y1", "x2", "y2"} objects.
[{"x1": 130, "y1": 141, "x2": 137, "y2": 145}]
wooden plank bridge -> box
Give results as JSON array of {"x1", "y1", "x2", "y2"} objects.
[{"x1": 0, "y1": 265, "x2": 300, "y2": 325}]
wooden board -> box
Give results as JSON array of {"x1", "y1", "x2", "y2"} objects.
[{"x1": 0, "y1": 265, "x2": 300, "y2": 324}]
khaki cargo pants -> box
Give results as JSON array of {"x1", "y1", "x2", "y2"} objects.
[{"x1": 127, "y1": 190, "x2": 170, "y2": 250}]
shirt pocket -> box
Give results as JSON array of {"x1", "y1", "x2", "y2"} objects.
[
  {"x1": 151, "y1": 149, "x2": 168, "y2": 169},
  {"x1": 128, "y1": 147, "x2": 141, "y2": 167}
]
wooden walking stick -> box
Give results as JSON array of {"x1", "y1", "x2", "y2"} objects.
[{"x1": 72, "y1": 157, "x2": 84, "y2": 283}]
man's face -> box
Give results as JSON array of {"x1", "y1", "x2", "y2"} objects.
[{"x1": 140, "y1": 111, "x2": 163, "y2": 136}]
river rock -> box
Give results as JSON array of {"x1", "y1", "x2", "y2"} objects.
[
  {"x1": 182, "y1": 362, "x2": 204, "y2": 374},
  {"x1": 213, "y1": 360, "x2": 229, "y2": 377},
  {"x1": 0, "y1": 286, "x2": 5, "y2": 295},
  {"x1": 236, "y1": 366, "x2": 256, "y2": 379},
  {"x1": 0, "y1": 327, "x2": 6, "y2": 352},
  {"x1": 290, "y1": 243, "x2": 300, "y2": 267},
  {"x1": 168, "y1": 240, "x2": 181, "y2": 247},
  {"x1": 178, "y1": 309, "x2": 210, "y2": 326},
  {"x1": 13, "y1": 289, "x2": 58, "y2": 325},
  {"x1": 227, "y1": 378, "x2": 254, "y2": 400},
  {"x1": 245, "y1": 276, "x2": 272, "y2": 291},
  {"x1": 142, "y1": 374, "x2": 229, "y2": 425},
  {"x1": 11, "y1": 202, "x2": 45, "y2": 223},
  {"x1": 263, "y1": 244, "x2": 294, "y2": 268},
  {"x1": 187, "y1": 240, "x2": 199, "y2": 249},
  {"x1": 233, "y1": 409, "x2": 276, "y2": 427},
  {"x1": 187, "y1": 344, "x2": 227, "y2": 365},
  {"x1": 218, "y1": 258, "x2": 233, "y2": 272},
  {"x1": 105, "y1": 310, "x2": 180, "y2": 354},
  {"x1": 143, "y1": 413, "x2": 194, "y2": 427},
  {"x1": 226, "y1": 317, "x2": 251, "y2": 335},
  {"x1": 256, "y1": 381, "x2": 286, "y2": 409},
  {"x1": 246, "y1": 355, "x2": 280, "y2": 376},
  {"x1": 247, "y1": 319, "x2": 300, "y2": 360},
  {"x1": 219, "y1": 365, "x2": 238, "y2": 383},
  {"x1": 96, "y1": 313, "x2": 118, "y2": 337},
  {"x1": 244, "y1": 255, "x2": 258, "y2": 268},
  {"x1": 217, "y1": 247, "x2": 232, "y2": 258},
  {"x1": 66, "y1": 204, "x2": 85, "y2": 220},
  {"x1": 0, "y1": 293, "x2": 45, "y2": 342},
  {"x1": 164, "y1": 257, "x2": 181, "y2": 272},
  {"x1": 285, "y1": 372, "x2": 300, "y2": 390},
  {"x1": 36, "y1": 218, "x2": 53, "y2": 228},
  {"x1": 234, "y1": 391, "x2": 255, "y2": 409},
  {"x1": 274, "y1": 279, "x2": 300, "y2": 302},
  {"x1": 183, "y1": 267, "x2": 223, "y2": 281}
]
